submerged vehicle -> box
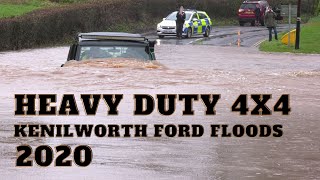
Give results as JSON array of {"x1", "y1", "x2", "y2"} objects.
[
  {"x1": 62, "y1": 32, "x2": 156, "y2": 66},
  {"x1": 157, "y1": 9, "x2": 213, "y2": 38}
]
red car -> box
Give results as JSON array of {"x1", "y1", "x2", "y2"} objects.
[{"x1": 238, "y1": 0, "x2": 269, "y2": 26}]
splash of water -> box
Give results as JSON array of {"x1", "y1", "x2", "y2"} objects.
[
  {"x1": 63, "y1": 59, "x2": 164, "y2": 69},
  {"x1": 288, "y1": 71, "x2": 320, "y2": 77}
]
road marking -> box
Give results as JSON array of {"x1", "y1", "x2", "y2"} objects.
[
  {"x1": 186, "y1": 28, "x2": 272, "y2": 47},
  {"x1": 187, "y1": 31, "x2": 240, "y2": 45},
  {"x1": 187, "y1": 37, "x2": 203, "y2": 44},
  {"x1": 253, "y1": 39, "x2": 267, "y2": 47}
]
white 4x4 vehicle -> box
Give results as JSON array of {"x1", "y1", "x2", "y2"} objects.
[{"x1": 157, "y1": 9, "x2": 213, "y2": 38}]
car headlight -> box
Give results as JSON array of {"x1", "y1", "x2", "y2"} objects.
[{"x1": 157, "y1": 24, "x2": 161, "y2": 29}]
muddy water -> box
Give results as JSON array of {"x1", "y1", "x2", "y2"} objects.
[{"x1": 0, "y1": 45, "x2": 320, "y2": 179}]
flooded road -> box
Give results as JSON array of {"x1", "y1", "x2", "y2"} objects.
[
  {"x1": 0, "y1": 44, "x2": 320, "y2": 179},
  {"x1": 151, "y1": 25, "x2": 290, "y2": 47}
]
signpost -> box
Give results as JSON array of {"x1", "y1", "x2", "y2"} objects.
[
  {"x1": 288, "y1": 4, "x2": 291, "y2": 46},
  {"x1": 295, "y1": 0, "x2": 302, "y2": 49},
  {"x1": 281, "y1": 4, "x2": 297, "y2": 46}
]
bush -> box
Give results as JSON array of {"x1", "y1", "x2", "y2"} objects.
[{"x1": 0, "y1": 0, "x2": 151, "y2": 50}]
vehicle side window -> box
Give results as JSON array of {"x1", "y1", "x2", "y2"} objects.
[
  {"x1": 199, "y1": 13, "x2": 207, "y2": 19},
  {"x1": 192, "y1": 13, "x2": 198, "y2": 20}
]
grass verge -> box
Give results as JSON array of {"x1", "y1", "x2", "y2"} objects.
[
  {"x1": 259, "y1": 16, "x2": 320, "y2": 54},
  {"x1": 0, "y1": 3, "x2": 42, "y2": 18},
  {"x1": 0, "y1": 0, "x2": 85, "y2": 18}
]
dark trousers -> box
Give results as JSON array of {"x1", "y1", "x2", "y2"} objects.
[
  {"x1": 268, "y1": 27, "x2": 278, "y2": 41},
  {"x1": 176, "y1": 22, "x2": 184, "y2": 38},
  {"x1": 255, "y1": 15, "x2": 260, "y2": 23}
]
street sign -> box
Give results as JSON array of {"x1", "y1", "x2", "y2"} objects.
[
  {"x1": 281, "y1": 5, "x2": 298, "y2": 17},
  {"x1": 280, "y1": 4, "x2": 297, "y2": 46}
]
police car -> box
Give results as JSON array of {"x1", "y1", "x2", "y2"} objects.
[
  {"x1": 157, "y1": 9, "x2": 212, "y2": 38},
  {"x1": 62, "y1": 32, "x2": 156, "y2": 66}
]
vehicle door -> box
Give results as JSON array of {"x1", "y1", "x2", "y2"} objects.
[
  {"x1": 198, "y1": 12, "x2": 209, "y2": 34},
  {"x1": 191, "y1": 13, "x2": 200, "y2": 35}
]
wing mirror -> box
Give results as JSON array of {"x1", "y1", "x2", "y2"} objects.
[
  {"x1": 163, "y1": 18, "x2": 166, "y2": 21},
  {"x1": 192, "y1": 18, "x2": 198, "y2": 22}
]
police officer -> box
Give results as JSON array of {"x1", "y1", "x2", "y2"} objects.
[
  {"x1": 254, "y1": 4, "x2": 261, "y2": 26},
  {"x1": 265, "y1": 7, "x2": 278, "y2": 41},
  {"x1": 176, "y1": 6, "x2": 186, "y2": 39}
]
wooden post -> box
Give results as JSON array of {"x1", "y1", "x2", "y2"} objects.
[{"x1": 295, "y1": 0, "x2": 301, "y2": 49}]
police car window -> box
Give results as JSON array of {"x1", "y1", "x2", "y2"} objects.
[
  {"x1": 192, "y1": 14, "x2": 198, "y2": 20},
  {"x1": 185, "y1": 12, "x2": 192, "y2": 20},
  {"x1": 198, "y1": 13, "x2": 207, "y2": 19},
  {"x1": 166, "y1": 12, "x2": 177, "y2": 20},
  {"x1": 166, "y1": 12, "x2": 192, "y2": 20},
  {"x1": 80, "y1": 46, "x2": 149, "y2": 60}
]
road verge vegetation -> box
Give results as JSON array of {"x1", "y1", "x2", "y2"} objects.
[
  {"x1": 0, "y1": 3, "x2": 42, "y2": 19},
  {"x1": 0, "y1": 0, "x2": 166, "y2": 51},
  {"x1": 259, "y1": 16, "x2": 320, "y2": 54},
  {"x1": 0, "y1": 0, "x2": 85, "y2": 18}
]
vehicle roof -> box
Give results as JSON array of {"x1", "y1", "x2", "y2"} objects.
[
  {"x1": 173, "y1": 9, "x2": 207, "y2": 13},
  {"x1": 242, "y1": 1, "x2": 265, "y2": 4},
  {"x1": 79, "y1": 32, "x2": 142, "y2": 38},
  {"x1": 79, "y1": 40, "x2": 149, "y2": 46},
  {"x1": 78, "y1": 32, "x2": 147, "y2": 42},
  {"x1": 196, "y1": 11, "x2": 207, "y2": 14}
]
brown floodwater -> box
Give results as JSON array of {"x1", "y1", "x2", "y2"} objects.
[{"x1": 0, "y1": 45, "x2": 319, "y2": 179}]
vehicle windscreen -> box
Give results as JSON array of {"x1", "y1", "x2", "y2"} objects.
[
  {"x1": 240, "y1": 3, "x2": 257, "y2": 9},
  {"x1": 79, "y1": 46, "x2": 149, "y2": 61},
  {"x1": 165, "y1": 12, "x2": 192, "y2": 21}
]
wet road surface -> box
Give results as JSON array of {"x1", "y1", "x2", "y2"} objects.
[
  {"x1": 149, "y1": 25, "x2": 290, "y2": 47},
  {"x1": 0, "y1": 28, "x2": 320, "y2": 179}
]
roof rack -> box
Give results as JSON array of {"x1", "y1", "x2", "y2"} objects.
[
  {"x1": 78, "y1": 32, "x2": 147, "y2": 42},
  {"x1": 243, "y1": 0, "x2": 265, "y2": 2}
]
